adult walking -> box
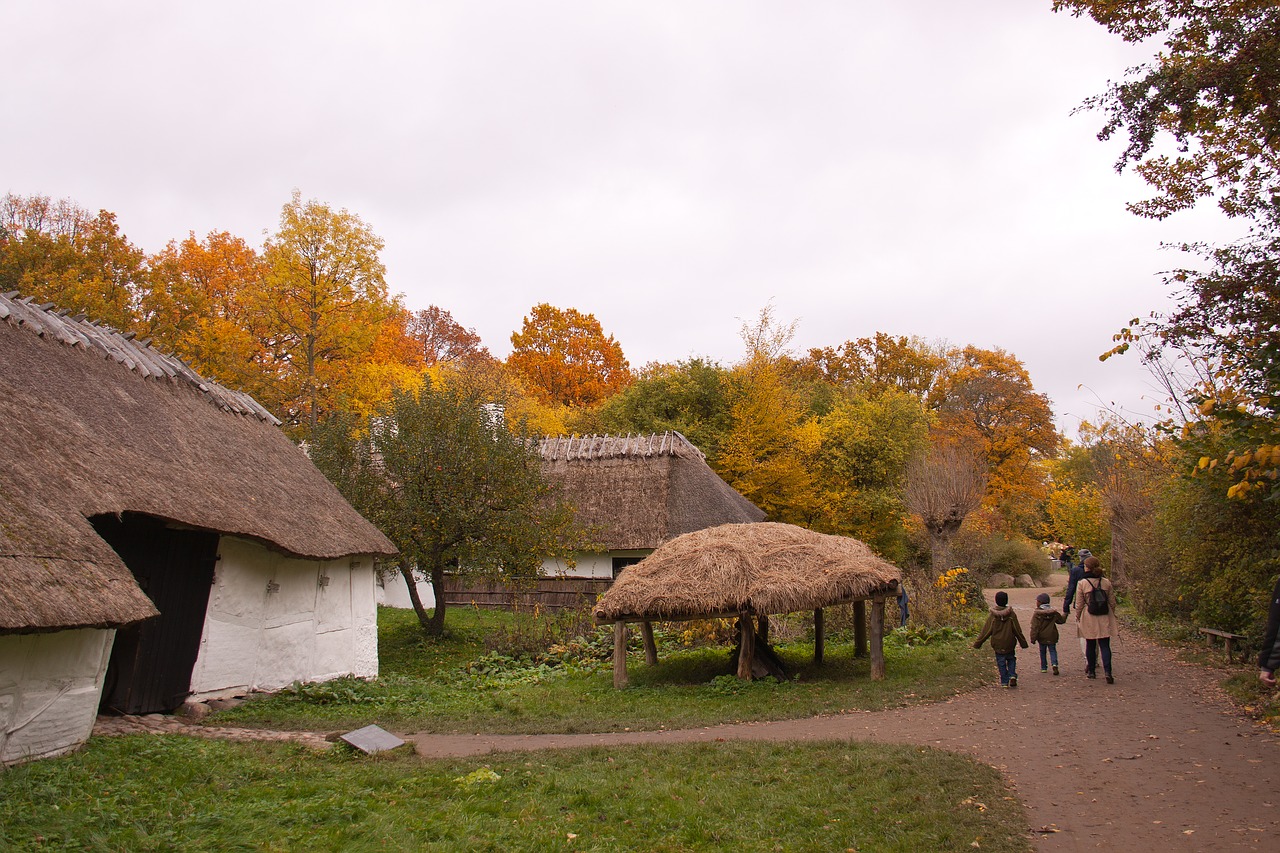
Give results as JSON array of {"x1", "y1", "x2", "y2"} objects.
[
  {"x1": 1260, "y1": 573, "x2": 1280, "y2": 687},
  {"x1": 1072, "y1": 555, "x2": 1117, "y2": 683}
]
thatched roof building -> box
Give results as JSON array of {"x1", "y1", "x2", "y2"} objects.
[
  {"x1": 594, "y1": 522, "x2": 900, "y2": 622},
  {"x1": 593, "y1": 522, "x2": 901, "y2": 686},
  {"x1": 0, "y1": 292, "x2": 394, "y2": 762},
  {"x1": 0, "y1": 292, "x2": 394, "y2": 634},
  {"x1": 538, "y1": 433, "x2": 766, "y2": 551}
]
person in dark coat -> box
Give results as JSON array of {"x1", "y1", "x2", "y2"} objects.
[
  {"x1": 1061, "y1": 548, "x2": 1092, "y2": 617},
  {"x1": 1259, "y1": 574, "x2": 1280, "y2": 687},
  {"x1": 973, "y1": 590, "x2": 1029, "y2": 687},
  {"x1": 1030, "y1": 592, "x2": 1067, "y2": 675}
]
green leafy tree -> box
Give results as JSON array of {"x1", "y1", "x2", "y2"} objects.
[
  {"x1": 595, "y1": 358, "x2": 731, "y2": 456},
  {"x1": 311, "y1": 382, "x2": 585, "y2": 637}
]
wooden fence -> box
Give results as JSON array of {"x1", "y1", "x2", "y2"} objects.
[{"x1": 442, "y1": 576, "x2": 613, "y2": 612}]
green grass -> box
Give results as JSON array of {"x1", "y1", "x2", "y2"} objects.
[
  {"x1": 211, "y1": 607, "x2": 991, "y2": 734},
  {"x1": 0, "y1": 735, "x2": 1031, "y2": 852}
]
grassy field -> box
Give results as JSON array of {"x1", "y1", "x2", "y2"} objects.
[
  {"x1": 0, "y1": 607, "x2": 1032, "y2": 851},
  {"x1": 210, "y1": 606, "x2": 992, "y2": 734},
  {"x1": 0, "y1": 735, "x2": 1031, "y2": 852}
]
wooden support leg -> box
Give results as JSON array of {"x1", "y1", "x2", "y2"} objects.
[
  {"x1": 854, "y1": 600, "x2": 867, "y2": 658},
  {"x1": 641, "y1": 621, "x2": 658, "y2": 666},
  {"x1": 737, "y1": 614, "x2": 755, "y2": 680},
  {"x1": 870, "y1": 595, "x2": 886, "y2": 680},
  {"x1": 814, "y1": 608, "x2": 824, "y2": 665},
  {"x1": 613, "y1": 621, "x2": 629, "y2": 688}
]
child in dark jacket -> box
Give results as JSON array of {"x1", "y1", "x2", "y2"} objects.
[
  {"x1": 973, "y1": 591, "x2": 1029, "y2": 687},
  {"x1": 1030, "y1": 592, "x2": 1067, "y2": 675}
]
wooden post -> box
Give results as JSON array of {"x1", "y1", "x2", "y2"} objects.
[
  {"x1": 613, "y1": 621, "x2": 629, "y2": 688},
  {"x1": 757, "y1": 613, "x2": 770, "y2": 645},
  {"x1": 870, "y1": 595, "x2": 886, "y2": 680},
  {"x1": 737, "y1": 614, "x2": 755, "y2": 679},
  {"x1": 640, "y1": 621, "x2": 658, "y2": 666},
  {"x1": 853, "y1": 600, "x2": 867, "y2": 658},
  {"x1": 813, "y1": 608, "x2": 824, "y2": 665}
]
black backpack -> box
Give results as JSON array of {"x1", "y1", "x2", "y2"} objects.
[{"x1": 1085, "y1": 580, "x2": 1109, "y2": 616}]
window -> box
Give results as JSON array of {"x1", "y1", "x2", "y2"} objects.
[{"x1": 612, "y1": 556, "x2": 643, "y2": 579}]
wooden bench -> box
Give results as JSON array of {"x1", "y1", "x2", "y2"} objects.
[{"x1": 1199, "y1": 627, "x2": 1247, "y2": 663}]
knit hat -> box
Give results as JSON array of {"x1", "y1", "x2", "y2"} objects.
[
  {"x1": 1035, "y1": 593, "x2": 1050, "y2": 605},
  {"x1": 995, "y1": 591, "x2": 1009, "y2": 606}
]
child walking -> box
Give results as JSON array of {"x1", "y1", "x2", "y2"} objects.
[
  {"x1": 1030, "y1": 592, "x2": 1067, "y2": 674},
  {"x1": 973, "y1": 591, "x2": 1029, "y2": 687}
]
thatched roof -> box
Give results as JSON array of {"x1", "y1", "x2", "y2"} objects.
[
  {"x1": 0, "y1": 292, "x2": 396, "y2": 635},
  {"x1": 538, "y1": 433, "x2": 765, "y2": 550},
  {"x1": 593, "y1": 522, "x2": 901, "y2": 622}
]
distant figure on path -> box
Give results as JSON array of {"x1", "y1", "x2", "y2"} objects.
[
  {"x1": 1260, "y1": 574, "x2": 1280, "y2": 687},
  {"x1": 1072, "y1": 556, "x2": 1117, "y2": 684},
  {"x1": 1061, "y1": 548, "x2": 1091, "y2": 617},
  {"x1": 897, "y1": 584, "x2": 909, "y2": 627},
  {"x1": 974, "y1": 590, "x2": 1029, "y2": 688},
  {"x1": 1030, "y1": 592, "x2": 1066, "y2": 675}
]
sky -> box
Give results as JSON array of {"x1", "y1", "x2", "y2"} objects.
[{"x1": 1, "y1": 2, "x2": 1239, "y2": 435}]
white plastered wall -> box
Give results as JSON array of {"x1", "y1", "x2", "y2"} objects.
[
  {"x1": 541, "y1": 550, "x2": 649, "y2": 579},
  {"x1": 0, "y1": 628, "x2": 114, "y2": 765},
  {"x1": 375, "y1": 569, "x2": 437, "y2": 610},
  {"x1": 186, "y1": 536, "x2": 378, "y2": 699}
]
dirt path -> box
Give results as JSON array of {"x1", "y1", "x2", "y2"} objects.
[{"x1": 406, "y1": 581, "x2": 1280, "y2": 851}]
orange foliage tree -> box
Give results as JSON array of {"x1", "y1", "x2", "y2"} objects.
[{"x1": 507, "y1": 303, "x2": 631, "y2": 407}]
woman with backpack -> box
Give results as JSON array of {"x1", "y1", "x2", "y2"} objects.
[{"x1": 1072, "y1": 555, "x2": 1117, "y2": 683}]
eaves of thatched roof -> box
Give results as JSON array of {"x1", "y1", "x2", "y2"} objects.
[
  {"x1": 0, "y1": 292, "x2": 396, "y2": 634},
  {"x1": 538, "y1": 432, "x2": 765, "y2": 551},
  {"x1": 593, "y1": 522, "x2": 901, "y2": 622}
]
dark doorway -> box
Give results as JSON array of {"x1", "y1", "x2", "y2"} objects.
[{"x1": 92, "y1": 513, "x2": 219, "y2": 714}]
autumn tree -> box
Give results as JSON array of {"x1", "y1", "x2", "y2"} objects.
[
  {"x1": 0, "y1": 193, "x2": 146, "y2": 332},
  {"x1": 595, "y1": 358, "x2": 731, "y2": 457},
  {"x1": 931, "y1": 346, "x2": 1060, "y2": 533},
  {"x1": 905, "y1": 440, "x2": 989, "y2": 574},
  {"x1": 310, "y1": 382, "x2": 584, "y2": 637},
  {"x1": 260, "y1": 191, "x2": 396, "y2": 434},
  {"x1": 507, "y1": 303, "x2": 631, "y2": 407},
  {"x1": 407, "y1": 305, "x2": 492, "y2": 366},
  {"x1": 140, "y1": 231, "x2": 271, "y2": 397},
  {"x1": 807, "y1": 333, "x2": 945, "y2": 399}
]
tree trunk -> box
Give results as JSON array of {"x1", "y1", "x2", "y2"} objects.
[
  {"x1": 427, "y1": 564, "x2": 447, "y2": 636},
  {"x1": 400, "y1": 564, "x2": 438, "y2": 636}
]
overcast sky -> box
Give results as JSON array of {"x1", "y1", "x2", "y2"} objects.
[{"x1": 1, "y1": 2, "x2": 1237, "y2": 435}]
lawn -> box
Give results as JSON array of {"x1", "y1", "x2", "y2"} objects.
[
  {"x1": 210, "y1": 605, "x2": 992, "y2": 734},
  {"x1": 0, "y1": 735, "x2": 1031, "y2": 852}
]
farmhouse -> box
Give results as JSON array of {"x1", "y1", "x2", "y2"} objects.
[
  {"x1": 432, "y1": 431, "x2": 766, "y2": 610},
  {"x1": 0, "y1": 293, "x2": 395, "y2": 764}
]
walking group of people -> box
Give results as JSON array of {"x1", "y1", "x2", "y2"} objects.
[{"x1": 972, "y1": 553, "x2": 1117, "y2": 687}]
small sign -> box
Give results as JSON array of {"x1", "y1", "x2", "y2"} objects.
[{"x1": 339, "y1": 724, "x2": 406, "y2": 754}]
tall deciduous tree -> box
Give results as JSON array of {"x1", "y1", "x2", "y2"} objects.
[
  {"x1": 261, "y1": 191, "x2": 394, "y2": 434},
  {"x1": 408, "y1": 305, "x2": 492, "y2": 366},
  {"x1": 310, "y1": 382, "x2": 584, "y2": 637},
  {"x1": 0, "y1": 193, "x2": 146, "y2": 332},
  {"x1": 507, "y1": 303, "x2": 631, "y2": 407},
  {"x1": 905, "y1": 440, "x2": 989, "y2": 573},
  {"x1": 141, "y1": 231, "x2": 269, "y2": 397},
  {"x1": 807, "y1": 333, "x2": 945, "y2": 399}
]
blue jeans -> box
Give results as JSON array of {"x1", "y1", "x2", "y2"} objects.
[
  {"x1": 1039, "y1": 643, "x2": 1059, "y2": 669},
  {"x1": 1085, "y1": 637, "x2": 1112, "y2": 675},
  {"x1": 995, "y1": 651, "x2": 1018, "y2": 685}
]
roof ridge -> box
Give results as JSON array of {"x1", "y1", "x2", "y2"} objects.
[
  {"x1": 0, "y1": 291, "x2": 280, "y2": 425},
  {"x1": 536, "y1": 431, "x2": 703, "y2": 461}
]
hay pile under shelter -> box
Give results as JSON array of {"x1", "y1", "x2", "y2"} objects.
[
  {"x1": 593, "y1": 522, "x2": 901, "y2": 686},
  {"x1": 0, "y1": 292, "x2": 395, "y2": 764}
]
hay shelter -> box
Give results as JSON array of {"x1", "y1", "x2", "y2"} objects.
[
  {"x1": 0, "y1": 292, "x2": 395, "y2": 764},
  {"x1": 593, "y1": 522, "x2": 901, "y2": 686},
  {"x1": 424, "y1": 432, "x2": 765, "y2": 612}
]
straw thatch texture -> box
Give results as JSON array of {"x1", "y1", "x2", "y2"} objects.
[
  {"x1": 593, "y1": 522, "x2": 901, "y2": 622},
  {"x1": 538, "y1": 433, "x2": 765, "y2": 550},
  {"x1": 0, "y1": 292, "x2": 396, "y2": 634}
]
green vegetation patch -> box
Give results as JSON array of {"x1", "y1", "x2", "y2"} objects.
[
  {"x1": 0, "y1": 735, "x2": 1030, "y2": 852},
  {"x1": 211, "y1": 607, "x2": 990, "y2": 734}
]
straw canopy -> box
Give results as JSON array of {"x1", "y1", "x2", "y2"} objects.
[
  {"x1": 538, "y1": 432, "x2": 765, "y2": 550},
  {"x1": 0, "y1": 292, "x2": 396, "y2": 635},
  {"x1": 594, "y1": 522, "x2": 901, "y2": 623}
]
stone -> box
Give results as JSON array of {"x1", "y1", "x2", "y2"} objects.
[
  {"x1": 1015, "y1": 574, "x2": 1036, "y2": 588},
  {"x1": 176, "y1": 701, "x2": 212, "y2": 720},
  {"x1": 339, "y1": 724, "x2": 405, "y2": 754},
  {"x1": 988, "y1": 573, "x2": 1015, "y2": 589}
]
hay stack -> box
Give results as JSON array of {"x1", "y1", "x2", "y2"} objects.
[{"x1": 594, "y1": 522, "x2": 900, "y2": 623}]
